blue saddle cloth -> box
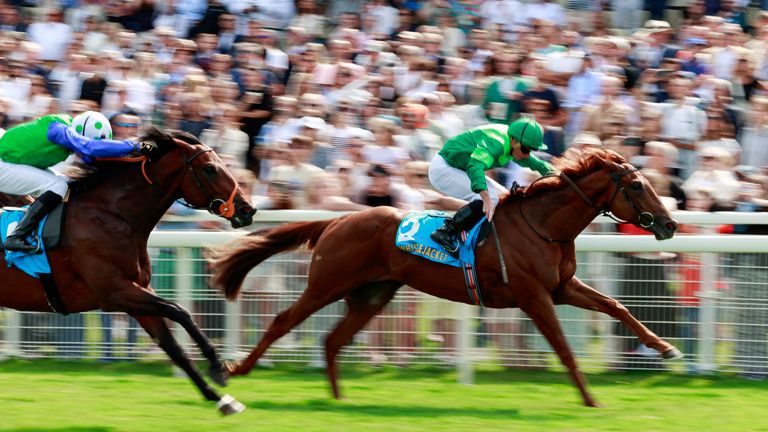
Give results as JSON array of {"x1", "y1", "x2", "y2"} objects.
[
  {"x1": 0, "y1": 208, "x2": 51, "y2": 277},
  {"x1": 395, "y1": 210, "x2": 485, "y2": 267}
]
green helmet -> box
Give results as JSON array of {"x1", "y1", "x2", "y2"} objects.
[{"x1": 508, "y1": 118, "x2": 547, "y2": 151}]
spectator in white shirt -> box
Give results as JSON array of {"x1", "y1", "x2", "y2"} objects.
[
  {"x1": 659, "y1": 77, "x2": 707, "y2": 178},
  {"x1": 525, "y1": 0, "x2": 566, "y2": 28},
  {"x1": 26, "y1": 8, "x2": 72, "y2": 62},
  {"x1": 369, "y1": 0, "x2": 399, "y2": 37}
]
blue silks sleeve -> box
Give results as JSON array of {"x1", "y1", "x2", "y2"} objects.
[{"x1": 47, "y1": 122, "x2": 139, "y2": 158}]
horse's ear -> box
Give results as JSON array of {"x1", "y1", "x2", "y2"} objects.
[{"x1": 138, "y1": 126, "x2": 175, "y2": 152}]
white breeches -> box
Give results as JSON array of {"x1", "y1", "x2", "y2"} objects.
[
  {"x1": 428, "y1": 154, "x2": 507, "y2": 206},
  {"x1": 0, "y1": 158, "x2": 68, "y2": 198}
]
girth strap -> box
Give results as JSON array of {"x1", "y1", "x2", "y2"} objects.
[
  {"x1": 459, "y1": 231, "x2": 484, "y2": 306},
  {"x1": 39, "y1": 273, "x2": 69, "y2": 315}
]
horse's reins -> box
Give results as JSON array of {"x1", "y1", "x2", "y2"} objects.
[
  {"x1": 519, "y1": 167, "x2": 653, "y2": 243},
  {"x1": 96, "y1": 146, "x2": 238, "y2": 219}
]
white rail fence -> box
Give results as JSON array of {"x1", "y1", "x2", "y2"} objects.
[{"x1": 0, "y1": 211, "x2": 766, "y2": 380}]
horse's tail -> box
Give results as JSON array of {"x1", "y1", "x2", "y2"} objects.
[{"x1": 209, "y1": 220, "x2": 334, "y2": 301}]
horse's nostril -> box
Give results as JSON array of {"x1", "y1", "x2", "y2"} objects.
[{"x1": 666, "y1": 221, "x2": 678, "y2": 231}]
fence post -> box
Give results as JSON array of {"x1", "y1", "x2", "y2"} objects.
[
  {"x1": 224, "y1": 300, "x2": 239, "y2": 360},
  {"x1": 173, "y1": 247, "x2": 194, "y2": 377},
  {"x1": 457, "y1": 303, "x2": 474, "y2": 384},
  {"x1": 697, "y1": 252, "x2": 718, "y2": 373},
  {"x1": 3, "y1": 310, "x2": 21, "y2": 358}
]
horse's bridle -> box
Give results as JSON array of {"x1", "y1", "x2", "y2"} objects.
[
  {"x1": 101, "y1": 145, "x2": 239, "y2": 219},
  {"x1": 520, "y1": 167, "x2": 654, "y2": 243},
  {"x1": 177, "y1": 147, "x2": 238, "y2": 218}
]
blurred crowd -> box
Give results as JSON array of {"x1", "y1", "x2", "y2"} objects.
[
  {"x1": 1, "y1": 0, "x2": 768, "y2": 215},
  {"x1": 3, "y1": 0, "x2": 768, "y2": 376}
]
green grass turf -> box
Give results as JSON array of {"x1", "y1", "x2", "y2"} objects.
[{"x1": 0, "y1": 360, "x2": 766, "y2": 432}]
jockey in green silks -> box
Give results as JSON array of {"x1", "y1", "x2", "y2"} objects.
[
  {"x1": 0, "y1": 111, "x2": 144, "y2": 253},
  {"x1": 428, "y1": 118, "x2": 555, "y2": 255}
]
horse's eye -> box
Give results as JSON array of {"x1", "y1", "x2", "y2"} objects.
[
  {"x1": 203, "y1": 165, "x2": 217, "y2": 176},
  {"x1": 631, "y1": 181, "x2": 643, "y2": 191}
]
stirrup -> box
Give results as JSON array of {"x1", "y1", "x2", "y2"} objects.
[
  {"x1": 4, "y1": 235, "x2": 41, "y2": 254},
  {"x1": 431, "y1": 232, "x2": 460, "y2": 256}
]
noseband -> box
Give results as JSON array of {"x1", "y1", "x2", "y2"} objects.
[{"x1": 521, "y1": 167, "x2": 654, "y2": 243}]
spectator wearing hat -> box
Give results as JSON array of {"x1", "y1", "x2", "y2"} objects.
[
  {"x1": 682, "y1": 146, "x2": 740, "y2": 205},
  {"x1": 361, "y1": 163, "x2": 400, "y2": 207}
]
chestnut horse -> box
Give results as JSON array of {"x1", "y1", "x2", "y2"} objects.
[
  {"x1": 210, "y1": 148, "x2": 681, "y2": 407},
  {"x1": 0, "y1": 127, "x2": 255, "y2": 415}
]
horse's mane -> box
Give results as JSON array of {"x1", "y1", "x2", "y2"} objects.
[
  {"x1": 69, "y1": 127, "x2": 195, "y2": 189},
  {"x1": 511, "y1": 148, "x2": 628, "y2": 200}
]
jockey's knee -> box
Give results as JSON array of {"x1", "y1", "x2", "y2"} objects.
[{"x1": 48, "y1": 182, "x2": 68, "y2": 198}]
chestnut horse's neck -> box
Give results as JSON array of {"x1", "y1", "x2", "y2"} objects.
[
  {"x1": 506, "y1": 170, "x2": 614, "y2": 243},
  {"x1": 70, "y1": 155, "x2": 185, "y2": 239}
]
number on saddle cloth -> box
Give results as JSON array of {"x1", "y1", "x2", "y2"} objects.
[{"x1": 395, "y1": 210, "x2": 489, "y2": 267}]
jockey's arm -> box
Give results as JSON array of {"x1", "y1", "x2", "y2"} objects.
[
  {"x1": 47, "y1": 122, "x2": 140, "y2": 159},
  {"x1": 517, "y1": 153, "x2": 555, "y2": 176},
  {"x1": 467, "y1": 147, "x2": 495, "y2": 194}
]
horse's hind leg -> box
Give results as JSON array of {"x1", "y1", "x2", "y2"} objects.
[
  {"x1": 230, "y1": 283, "x2": 350, "y2": 376},
  {"x1": 325, "y1": 282, "x2": 401, "y2": 399},
  {"x1": 554, "y1": 276, "x2": 682, "y2": 359},
  {"x1": 521, "y1": 293, "x2": 599, "y2": 407},
  {"x1": 133, "y1": 315, "x2": 245, "y2": 416}
]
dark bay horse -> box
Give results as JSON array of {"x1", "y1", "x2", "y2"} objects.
[
  {"x1": 210, "y1": 148, "x2": 681, "y2": 407},
  {"x1": 0, "y1": 127, "x2": 255, "y2": 415}
]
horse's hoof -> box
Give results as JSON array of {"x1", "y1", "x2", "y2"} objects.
[
  {"x1": 225, "y1": 360, "x2": 244, "y2": 376},
  {"x1": 217, "y1": 394, "x2": 246, "y2": 416},
  {"x1": 662, "y1": 347, "x2": 684, "y2": 360},
  {"x1": 209, "y1": 365, "x2": 229, "y2": 387}
]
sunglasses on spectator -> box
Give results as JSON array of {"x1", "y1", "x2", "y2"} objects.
[{"x1": 114, "y1": 122, "x2": 140, "y2": 128}]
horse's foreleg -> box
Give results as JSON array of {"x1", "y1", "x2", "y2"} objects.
[
  {"x1": 232, "y1": 287, "x2": 348, "y2": 376},
  {"x1": 521, "y1": 294, "x2": 599, "y2": 407},
  {"x1": 324, "y1": 283, "x2": 400, "y2": 399},
  {"x1": 132, "y1": 315, "x2": 245, "y2": 416},
  {"x1": 554, "y1": 276, "x2": 682, "y2": 359},
  {"x1": 104, "y1": 285, "x2": 228, "y2": 387}
]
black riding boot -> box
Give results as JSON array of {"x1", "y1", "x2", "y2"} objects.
[
  {"x1": 4, "y1": 191, "x2": 62, "y2": 253},
  {"x1": 431, "y1": 200, "x2": 486, "y2": 255}
]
